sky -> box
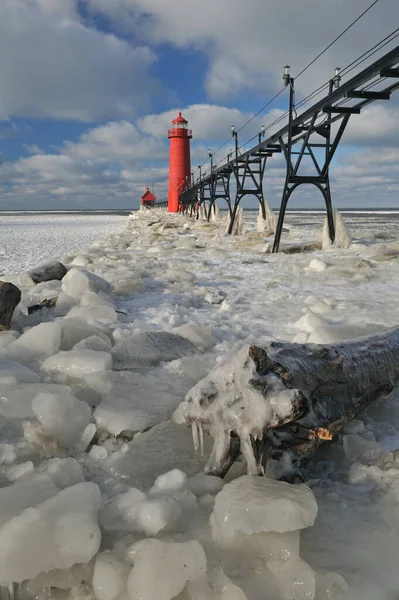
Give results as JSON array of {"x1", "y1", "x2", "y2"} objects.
[{"x1": 0, "y1": 0, "x2": 399, "y2": 210}]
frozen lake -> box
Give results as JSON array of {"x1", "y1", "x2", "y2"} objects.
[{"x1": 0, "y1": 212, "x2": 126, "y2": 276}]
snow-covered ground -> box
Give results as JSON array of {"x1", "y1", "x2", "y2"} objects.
[
  {"x1": 1, "y1": 207, "x2": 399, "y2": 599},
  {"x1": 0, "y1": 213, "x2": 125, "y2": 276}
]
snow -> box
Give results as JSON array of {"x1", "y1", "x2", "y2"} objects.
[{"x1": 1, "y1": 208, "x2": 399, "y2": 597}]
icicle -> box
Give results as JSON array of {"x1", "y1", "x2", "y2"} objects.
[
  {"x1": 264, "y1": 198, "x2": 277, "y2": 234},
  {"x1": 191, "y1": 421, "x2": 199, "y2": 453},
  {"x1": 198, "y1": 421, "x2": 204, "y2": 456},
  {"x1": 257, "y1": 205, "x2": 265, "y2": 233},
  {"x1": 211, "y1": 204, "x2": 221, "y2": 222},
  {"x1": 322, "y1": 209, "x2": 352, "y2": 250},
  {"x1": 240, "y1": 435, "x2": 260, "y2": 475}
]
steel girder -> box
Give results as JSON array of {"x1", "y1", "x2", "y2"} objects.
[
  {"x1": 227, "y1": 151, "x2": 269, "y2": 234},
  {"x1": 178, "y1": 45, "x2": 399, "y2": 245},
  {"x1": 206, "y1": 170, "x2": 232, "y2": 221}
]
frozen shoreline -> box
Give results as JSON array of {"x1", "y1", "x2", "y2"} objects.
[{"x1": 1, "y1": 208, "x2": 399, "y2": 598}]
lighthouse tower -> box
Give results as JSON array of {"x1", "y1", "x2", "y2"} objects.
[{"x1": 167, "y1": 112, "x2": 192, "y2": 213}]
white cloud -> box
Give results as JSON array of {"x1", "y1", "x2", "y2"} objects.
[
  {"x1": 0, "y1": 119, "x2": 170, "y2": 208},
  {"x1": 0, "y1": 0, "x2": 159, "y2": 120},
  {"x1": 86, "y1": 0, "x2": 399, "y2": 100},
  {"x1": 342, "y1": 104, "x2": 399, "y2": 147}
]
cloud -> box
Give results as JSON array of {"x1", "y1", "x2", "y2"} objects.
[
  {"x1": 86, "y1": 0, "x2": 399, "y2": 101},
  {"x1": 0, "y1": 119, "x2": 170, "y2": 208},
  {"x1": 341, "y1": 103, "x2": 399, "y2": 147},
  {"x1": 0, "y1": 0, "x2": 159, "y2": 121}
]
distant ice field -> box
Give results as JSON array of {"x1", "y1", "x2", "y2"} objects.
[
  {"x1": 0, "y1": 213, "x2": 125, "y2": 276},
  {"x1": 2, "y1": 208, "x2": 398, "y2": 278}
]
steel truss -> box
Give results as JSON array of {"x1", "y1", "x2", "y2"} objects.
[{"x1": 178, "y1": 45, "x2": 399, "y2": 249}]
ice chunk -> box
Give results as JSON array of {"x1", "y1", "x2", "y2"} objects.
[
  {"x1": 105, "y1": 421, "x2": 212, "y2": 491},
  {"x1": 343, "y1": 434, "x2": 383, "y2": 464},
  {"x1": 65, "y1": 305, "x2": 118, "y2": 324},
  {"x1": 112, "y1": 331, "x2": 196, "y2": 369},
  {"x1": 56, "y1": 291, "x2": 78, "y2": 312},
  {"x1": 308, "y1": 323, "x2": 387, "y2": 345},
  {"x1": 267, "y1": 558, "x2": 316, "y2": 600},
  {"x1": 0, "y1": 482, "x2": 101, "y2": 584},
  {"x1": 308, "y1": 258, "x2": 327, "y2": 272},
  {"x1": 211, "y1": 523, "x2": 299, "y2": 566},
  {"x1": 93, "y1": 551, "x2": 131, "y2": 600},
  {"x1": 309, "y1": 299, "x2": 331, "y2": 314},
  {"x1": 208, "y1": 566, "x2": 248, "y2": 599},
  {"x1": 175, "y1": 324, "x2": 217, "y2": 351},
  {"x1": 36, "y1": 457, "x2": 85, "y2": 488},
  {"x1": 186, "y1": 474, "x2": 224, "y2": 497},
  {"x1": 71, "y1": 255, "x2": 90, "y2": 267},
  {"x1": 292, "y1": 331, "x2": 309, "y2": 344},
  {"x1": 89, "y1": 444, "x2": 108, "y2": 460},
  {"x1": 99, "y1": 488, "x2": 146, "y2": 532},
  {"x1": 94, "y1": 396, "x2": 158, "y2": 435},
  {"x1": 42, "y1": 350, "x2": 113, "y2": 380},
  {"x1": 60, "y1": 317, "x2": 111, "y2": 351},
  {"x1": 7, "y1": 322, "x2": 61, "y2": 364},
  {"x1": 0, "y1": 360, "x2": 40, "y2": 384},
  {"x1": 150, "y1": 469, "x2": 187, "y2": 494},
  {"x1": 204, "y1": 290, "x2": 226, "y2": 305},
  {"x1": 0, "y1": 331, "x2": 19, "y2": 348},
  {"x1": 73, "y1": 335, "x2": 112, "y2": 353},
  {"x1": 136, "y1": 497, "x2": 182, "y2": 535},
  {"x1": 62, "y1": 268, "x2": 113, "y2": 298},
  {"x1": 127, "y1": 539, "x2": 207, "y2": 600},
  {"x1": 31, "y1": 392, "x2": 92, "y2": 448},
  {"x1": 315, "y1": 571, "x2": 348, "y2": 599},
  {"x1": 80, "y1": 291, "x2": 115, "y2": 308},
  {"x1": 0, "y1": 478, "x2": 59, "y2": 527},
  {"x1": 211, "y1": 476, "x2": 317, "y2": 538},
  {"x1": 0, "y1": 382, "x2": 71, "y2": 419},
  {"x1": 86, "y1": 369, "x2": 191, "y2": 435},
  {"x1": 293, "y1": 310, "x2": 328, "y2": 334}
]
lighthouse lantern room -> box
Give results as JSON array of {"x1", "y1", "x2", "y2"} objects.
[{"x1": 167, "y1": 112, "x2": 192, "y2": 213}]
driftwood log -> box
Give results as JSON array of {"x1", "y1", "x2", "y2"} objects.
[
  {"x1": 183, "y1": 327, "x2": 399, "y2": 481},
  {"x1": 28, "y1": 261, "x2": 67, "y2": 284},
  {"x1": 0, "y1": 282, "x2": 21, "y2": 331}
]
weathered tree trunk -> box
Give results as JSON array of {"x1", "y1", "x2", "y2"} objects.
[
  {"x1": 182, "y1": 328, "x2": 399, "y2": 481},
  {"x1": 28, "y1": 261, "x2": 67, "y2": 284},
  {"x1": 0, "y1": 282, "x2": 21, "y2": 331}
]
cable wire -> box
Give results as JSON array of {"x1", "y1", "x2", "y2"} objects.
[
  {"x1": 294, "y1": 0, "x2": 381, "y2": 79},
  {"x1": 196, "y1": 1, "x2": 392, "y2": 177}
]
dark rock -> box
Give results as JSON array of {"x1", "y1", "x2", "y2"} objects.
[
  {"x1": 29, "y1": 261, "x2": 67, "y2": 284},
  {"x1": 0, "y1": 282, "x2": 21, "y2": 330}
]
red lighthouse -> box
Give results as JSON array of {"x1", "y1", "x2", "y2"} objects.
[{"x1": 167, "y1": 112, "x2": 192, "y2": 213}]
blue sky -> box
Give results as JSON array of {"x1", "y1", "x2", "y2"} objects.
[{"x1": 0, "y1": 0, "x2": 398, "y2": 210}]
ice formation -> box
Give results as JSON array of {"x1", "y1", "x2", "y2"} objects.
[
  {"x1": 322, "y1": 210, "x2": 352, "y2": 250},
  {"x1": 256, "y1": 200, "x2": 276, "y2": 235},
  {"x1": 1, "y1": 207, "x2": 399, "y2": 597},
  {"x1": 182, "y1": 347, "x2": 306, "y2": 475}
]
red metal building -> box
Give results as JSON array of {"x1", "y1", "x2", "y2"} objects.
[
  {"x1": 141, "y1": 186, "x2": 156, "y2": 207},
  {"x1": 167, "y1": 112, "x2": 192, "y2": 213}
]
